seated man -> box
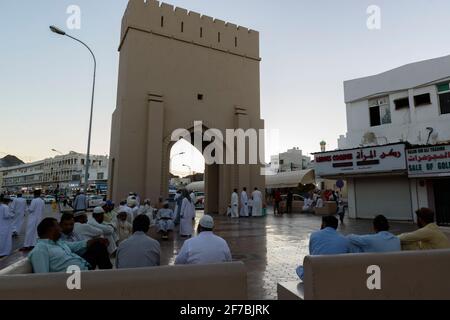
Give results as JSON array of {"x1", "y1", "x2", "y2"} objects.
[
  {"x1": 399, "y1": 208, "x2": 450, "y2": 250},
  {"x1": 59, "y1": 213, "x2": 112, "y2": 270},
  {"x1": 29, "y1": 218, "x2": 109, "y2": 273},
  {"x1": 116, "y1": 215, "x2": 161, "y2": 269},
  {"x1": 72, "y1": 211, "x2": 103, "y2": 240},
  {"x1": 88, "y1": 207, "x2": 118, "y2": 255},
  {"x1": 347, "y1": 215, "x2": 401, "y2": 253},
  {"x1": 156, "y1": 202, "x2": 175, "y2": 240},
  {"x1": 175, "y1": 215, "x2": 232, "y2": 265},
  {"x1": 296, "y1": 215, "x2": 350, "y2": 280}
]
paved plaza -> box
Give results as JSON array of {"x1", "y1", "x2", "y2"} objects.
[{"x1": 0, "y1": 205, "x2": 419, "y2": 300}]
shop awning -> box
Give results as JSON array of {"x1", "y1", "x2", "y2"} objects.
[{"x1": 265, "y1": 169, "x2": 316, "y2": 189}]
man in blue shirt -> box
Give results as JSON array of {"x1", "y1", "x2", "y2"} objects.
[
  {"x1": 296, "y1": 215, "x2": 350, "y2": 280},
  {"x1": 347, "y1": 215, "x2": 401, "y2": 253},
  {"x1": 29, "y1": 217, "x2": 109, "y2": 273}
]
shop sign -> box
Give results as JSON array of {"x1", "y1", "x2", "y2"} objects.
[
  {"x1": 407, "y1": 145, "x2": 450, "y2": 177},
  {"x1": 314, "y1": 143, "x2": 406, "y2": 176}
]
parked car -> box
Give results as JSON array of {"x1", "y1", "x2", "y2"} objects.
[
  {"x1": 43, "y1": 195, "x2": 56, "y2": 204},
  {"x1": 195, "y1": 192, "x2": 205, "y2": 209},
  {"x1": 88, "y1": 195, "x2": 105, "y2": 208},
  {"x1": 279, "y1": 194, "x2": 305, "y2": 213}
]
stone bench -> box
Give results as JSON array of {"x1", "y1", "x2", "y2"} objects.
[
  {"x1": 0, "y1": 260, "x2": 247, "y2": 300},
  {"x1": 278, "y1": 249, "x2": 450, "y2": 300}
]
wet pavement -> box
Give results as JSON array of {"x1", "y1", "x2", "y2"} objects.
[{"x1": 0, "y1": 205, "x2": 419, "y2": 300}]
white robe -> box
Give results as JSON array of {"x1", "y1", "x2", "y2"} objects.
[
  {"x1": 11, "y1": 197, "x2": 27, "y2": 233},
  {"x1": 87, "y1": 218, "x2": 118, "y2": 254},
  {"x1": 139, "y1": 205, "x2": 156, "y2": 226},
  {"x1": 252, "y1": 190, "x2": 263, "y2": 217},
  {"x1": 0, "y1": 204, "x2": 15, "y2": 256},
  {"x1": 231, "y1": 192, "x2": 239, "y2": 218},
  {"x1": 180, "y1": 198, "x2": 195, "y2": 236},
  {"x1": 240, "y1": 191, "x2": 249, "y2": 217},
  {"x1": 23, "y1": 197, "x2": 45, "y2": 247}
]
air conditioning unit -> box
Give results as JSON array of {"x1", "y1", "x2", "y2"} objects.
[{"x1": 361, "y1": 132, "x2": 378, "y2": 145}]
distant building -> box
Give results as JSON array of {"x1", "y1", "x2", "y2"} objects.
[
  {"x1": 0, "y1": 151, "x2": 108, "y2": 194},
  {"x1": 315, "y1": 55, "x2": 450, "y2": 226},
  {"x1": 270, "y1": 147, "x2": 311, "y2": 173}
]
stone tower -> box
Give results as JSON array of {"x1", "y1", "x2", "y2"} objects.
[{"x1": 109, "y1": 0, "x2": 265, "y2": 214}]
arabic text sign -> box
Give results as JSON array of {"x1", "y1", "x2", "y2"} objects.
[
  {"x1": 314, "y1": 144, "x2": 406, "y2": 176},
  {"x1": 407, "y1": 145, "x2": 450, "y2": 177}
]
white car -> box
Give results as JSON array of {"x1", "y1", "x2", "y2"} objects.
[
  {"x1": 43, "y1": 195, "x2": 56, "y2": 204},
  {"x1": 88, "y1": 195, "x2": 105, "y2": 208}
]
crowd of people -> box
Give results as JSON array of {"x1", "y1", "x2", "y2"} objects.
[
  {"x1": 229, "y1": 187, "x2": 264, "y2": 218},
  {"x1": 1, "y1": 189, "x2": 449, "y2": 284},
  {"x1": 296, "y1": 208, "x2": 450, "y2": 280},
  {"x1": 0, "y1": 190, "x2": 233, "y2": 274}
]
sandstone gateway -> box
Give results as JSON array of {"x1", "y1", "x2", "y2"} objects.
[{"x1": 108, "y1": 0, "x2": 265, "y2": 214}]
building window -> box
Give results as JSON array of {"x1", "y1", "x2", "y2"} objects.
[
  {"x1": 414, "y1": 93, "x2": 431, "y2": 107},
  {"x1": 181, "y1": 22, "x2": 184, "y2": 33},
  {"x1": 394, "y1": 97, "x2": 410, "y2": 110},
  {"x1": 197, "y1": 94, "x2": 204, "y2": 101},
  {"x1": 200, "y1": 27, "x2": 203, "y2": 38},
  {"x1": 97, "y1": 172, "x2": 104, "y2": 180},
  {"x1": 235, "y1": 36, "x2": 238, "y2": 47},
  {"x1": 218, "y1": 32, "x2": 221, "y2": 43},
  {"x1": 369, "y1": 97, "x2": 391, "y2": 127},
  {"x1": 81, "y1": 159, "x2": 85, "y2": 165},
  {"x1": 161, "y1": 16, "x2": 164, "y2": 27},
  {"x1": 437, "y1": 83, "x2": 450, "y2": 115}
]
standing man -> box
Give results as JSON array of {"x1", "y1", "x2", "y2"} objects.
[
  {"x1": 231, "y1": 189, "x2": 239, "y2": 219},
  {"x1": 174, "y1": 190, "x2": 183, "y2": 225},
  {"x1": 240, "y1": 188, "x2": 249, "y2": 218},
  {"x1": 180, "y1": 190, "x2": 196, "y2": 238},
  {"x1": 252, "y1": 188, "x2": 263, "y2": 217},
  {"x1": 175, "y1": 215, "x2": 232, "y2": 265},
  {"x1": 190, "y1": 191, "x2": 197, "y2": 206},
  {"x1": 11, "y1": 193, "x2": 27, "y2": 237},
  {"x1": 273, "y1": 189, "x2": 282, "y2": 215},
  {"x1": 22, "y1": 189, "x2": 45, "y2": 251},
  {"x1": 0, "y1": 195, "x2": 15, "y2": 258},
  {"x1": 73, "y1": 191, "x2": 88, "y2": 213},
  {"x1": 286, "y1": 189, "x2": 293, "y2": 214}
]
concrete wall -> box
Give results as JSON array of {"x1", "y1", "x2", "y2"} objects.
[
  {"x1": 339, "y1": 84, "x2": 450, "y2": 149},
  {"x1": 109, "y1": 0, "x2": 265, "y2": 213}
]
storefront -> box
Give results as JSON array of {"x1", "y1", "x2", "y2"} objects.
[
  {"x1": 407, "y1": 144, "x2": 450, "y2": 226},
  {"x1": 314, "y1": 143, "x2": 413, "y2": 221}
]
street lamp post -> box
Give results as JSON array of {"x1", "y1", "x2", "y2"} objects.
[
  {"x1": 170, "y1": 152, "x2": 186, "y2": 173},
  {"x1": 182, "y1": 164, "x2": 192, "y2": 176},
  {"x1": 49, "y1": 25, "x2": 96, "y2": 192}
]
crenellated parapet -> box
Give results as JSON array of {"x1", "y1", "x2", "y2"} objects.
[{"x1": 120, "y1": 0, "x2": 260, "y2": 60}]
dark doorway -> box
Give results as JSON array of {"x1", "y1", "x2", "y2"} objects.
[{"x1": 433, "y1": 179, "x2": 450, "y2": 226}]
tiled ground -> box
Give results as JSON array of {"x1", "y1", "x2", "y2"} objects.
[{"x1": 1, "y1": 206, "x2": 418, "y2": 300}]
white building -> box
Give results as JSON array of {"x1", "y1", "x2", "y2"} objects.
[
  {"x1": 0, "y1": 160, "x2": 45, "y2": 192},
  {"x1": 0, "y1": 152, "x2": 109, "y2": 193},
  {"x1": 315, "y1": 55, "x2": 450, "y2": 226},
  {"x1": 270, "y1": 147, "x2": 311, "y2": 173}
]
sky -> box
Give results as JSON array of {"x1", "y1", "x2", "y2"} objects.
[{"x1": 2, "y1": 0, "x2": 450, "y2": 176}]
